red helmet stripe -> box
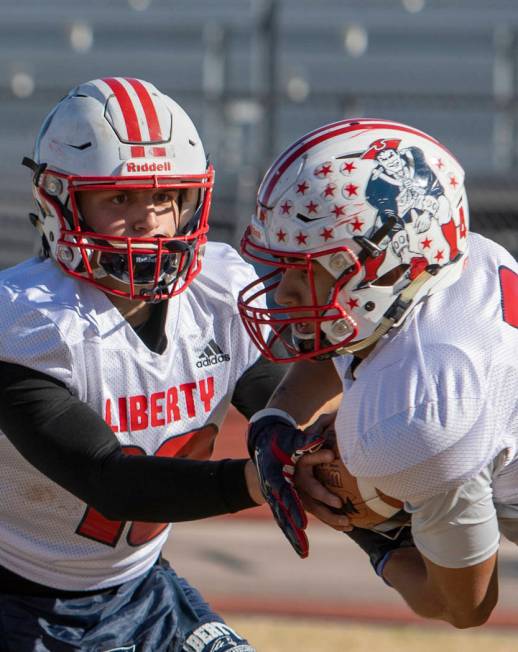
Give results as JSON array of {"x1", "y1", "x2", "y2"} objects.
[
  {"x1": 262, "y1": 120, "x2": 449, "y2": 206},
  {"x1": 104, "y1": 77, "x2": 143, "y2": 143},
  {"x1": 127, "y1": 78, "x2": 163, "y2": 142}
]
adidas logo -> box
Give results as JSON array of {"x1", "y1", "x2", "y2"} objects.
[{"x1": 196, "y1": 339, "x2": 231, "y2": 368}]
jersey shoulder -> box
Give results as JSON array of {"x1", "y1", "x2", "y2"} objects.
[
  {"x1": 0, "y1": 258, "x2": 109, "y2": 383},
  {"x1": 469, "y1": 231, "x2": 517, "y2": 267}
]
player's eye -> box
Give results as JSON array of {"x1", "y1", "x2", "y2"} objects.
[
  {"x1": 111, "y1": 194, "x2": 127, "y2": 206},
  {"x1": 154, "y1": 191, "x2": 177, "y2": 204}
]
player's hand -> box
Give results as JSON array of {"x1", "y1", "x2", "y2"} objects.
[
  {"x1": 294, "y1": 411, "x2": 352, "y2": 531},
  {"x1": 247, "y1": 409, "x2": 325, "y2": 558},
  {"x1": 345, "y1": 524, "x2": 415, "y2": 584},
  {"x1": 294, "y1": 449, "x2": 353, "y2": 532}
]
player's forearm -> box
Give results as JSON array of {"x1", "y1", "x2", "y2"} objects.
[
  {"x1": 266, "y1": 359, "x2": 342, "y2": 428},
  {"x1": 0, "y1": 362, "x2": 259, "y2": 521}
]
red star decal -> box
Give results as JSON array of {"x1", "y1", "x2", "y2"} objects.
[
  {"x1": 344, "y1": 183, "x2": 359, "y2": 197},
  {"x1": 306, "y1": 200, "x2": 319, "y2": 214},
  {"x1": 434, "y1": 249, "x2": 444, "y2": 262},
  {"x1": 315, "y1": 163, "x2": 333, "y2": 177},
  {"x1": 421, "y1": 237, "x2": 432, "y2": 249},
  {"x1": 435, "y1": 158, "x2": 444, "y2": 169},
  {"x1": 259, "y1": 209, "x2": 267, "y2": 223},
  {"x1": 296, "y1": 181, "x2": 309, "y2": 195},
  {"x1": 320, "y1": 227, "x2": 334, "y2": 241},
  {"x1": 331, "y1": 204, "x2": 346, "y2": 217},
  {"x1": 276, "y1": 229, "x2": 287, "y2": 242},
  {"x1": 323, "y1": 183, "x2": 336, "y2": 198},
  {"x1": 296, "y1": 232, "x2": 308, "y2": 245},
  {"x1": 346, "y1": 297, "x2": 359, "y2": 309},
  {"x1": 350, "y1": 217, "x2": 364, "y2": 232},
  {"x1": 341, "y1": 161, "x2": 356, "y2": 174},
  {"x1": 280, "y1": 201, "x2": 292, "y2": 215},
  {"x1": 449, "y1": 176, "x2": 458, "y2": 189}
]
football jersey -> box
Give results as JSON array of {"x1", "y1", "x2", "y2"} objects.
[
  {"x1": 333, "y1": 233, "x2": 518, "y2": 505},
  {"x1": 0, "y1": 242, "x2": 264, "y2": 590}
]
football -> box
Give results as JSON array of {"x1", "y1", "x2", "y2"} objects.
[{"x1": 314, "y1": 447, "x2": 405, "y2": 530}]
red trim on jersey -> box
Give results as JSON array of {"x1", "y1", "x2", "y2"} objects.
[{"x1": 499, "y1": 266, "x2": 518, "y2": 328}]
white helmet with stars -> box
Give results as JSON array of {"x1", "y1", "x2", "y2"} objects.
[{"x1": 238, "y1": 118, "x2": 469, "y2": 361}]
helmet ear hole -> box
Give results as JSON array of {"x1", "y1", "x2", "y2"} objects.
[{"x1": 372, "y1": 264, "x2": 409, "y2": 287}]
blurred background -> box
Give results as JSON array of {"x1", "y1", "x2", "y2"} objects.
[{"x1": 1, "y1": 0, "x2": 518, "y2": 270}]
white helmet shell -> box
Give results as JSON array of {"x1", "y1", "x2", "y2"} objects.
[
  {"x1": 27, "y1": 77, "x2": 214, "y2": 300},
  {"x1": 239, "y1": 118, "x2": 469, "y2": 361}
]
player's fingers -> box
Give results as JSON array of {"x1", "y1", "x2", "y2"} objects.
[
  {"x1": 272, "y1": 489, "x2": 310, "y2": 557},
  {"x1": 294, "y1": 453, "x2": 343, "y2": 509},
  {"x1": 301, "y1": 494, "x2": 352, "y2": 531},
  {"x1": 295, "y1": 469, "x2": 343, "y2": 511},
  {"x1": 297, "y1": 448, "x2": 336, "y2": 466}
]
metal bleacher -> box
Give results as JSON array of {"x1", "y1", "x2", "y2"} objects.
[{"x1": 0, "y1": 0, "x2": 517, "y2": 269}]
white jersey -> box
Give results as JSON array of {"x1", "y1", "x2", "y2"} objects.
[
  {"x1": 0, "y1": 242, "x2": 263, "y2": 590},
  {"x1": 334, "y1": 233, "x2": 518, "y2": 566}
]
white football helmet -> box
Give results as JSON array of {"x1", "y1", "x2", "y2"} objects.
[
  {"x1": 238, "y1": 118, "x2": 469, "y2": 361},
  {"x1": 24, "y1": 77, "x2": 214, "y2": 300}
]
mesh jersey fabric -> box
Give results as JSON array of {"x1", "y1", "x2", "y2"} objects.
[
  {"x1": 0, "y1": 242, "x2": 265, "y2": 590},
  {"x1": 333, "y1": 233, "x2": 518, "y2": 504}
]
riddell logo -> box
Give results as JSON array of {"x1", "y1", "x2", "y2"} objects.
[
  {"x1": 126, "y1": 161, "x2": 172, "y2": 173},
  {"x1": 196, "y1": 339, "x2": 230, "y2": 368}
]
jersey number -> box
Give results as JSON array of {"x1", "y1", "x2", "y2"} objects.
[
  {"x1": 499, "y1": 266, "x2": 518, "y2": 328},
  {"x1": 76, "y1": 424, "x2": 218, "y2": 547}
]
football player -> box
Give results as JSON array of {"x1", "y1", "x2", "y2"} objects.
[
  {"x1": 0, "y1": 78, "x2": 287, "y2": 651},
  {"x1": 238, "y1": 118, "x2": 518, "y2": 628}
]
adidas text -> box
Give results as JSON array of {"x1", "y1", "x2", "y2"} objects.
[{"x1": 196, "y1": 353, "x2": 230, "y2": 368}]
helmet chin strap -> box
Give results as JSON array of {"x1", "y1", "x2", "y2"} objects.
[{"x1": 335, "y1": 268, "x2": 437, "y2": 355}]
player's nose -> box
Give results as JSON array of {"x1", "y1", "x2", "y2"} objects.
[
  {"x1": 132, "y1": 202, "x2": 160, "y2": 234},
  {"x1": 274, "y1": 269, "x2": 305, "y2": 307}
]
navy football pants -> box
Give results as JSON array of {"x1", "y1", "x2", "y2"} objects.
[{"x1": 0, "y1": 558, "x2": 254, "y2": 651}]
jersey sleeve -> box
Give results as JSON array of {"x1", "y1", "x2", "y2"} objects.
[
  {"x1": 406, "y1": 456, "x2": 501, "y2": 568},
  {"x1": 341, "y1": 338, "x2": 504, "y2": 503},
  {"x1": 0, "y1": 296, "x2": 75, "y2": 388}
]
